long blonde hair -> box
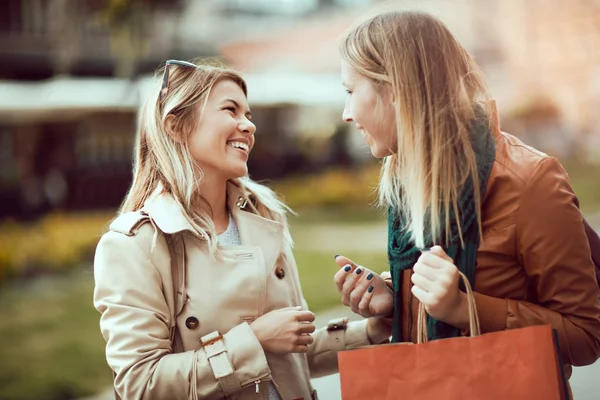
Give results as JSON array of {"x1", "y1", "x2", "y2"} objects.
[
  {"x1": 120, "y1": 60, "x2": 292, "y2": 254},
  {"x1": 341, "y1": 11, "x2": 492, "y2": 248}
]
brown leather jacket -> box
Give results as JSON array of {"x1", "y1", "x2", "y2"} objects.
[{"x1": 395, "y1": 109, "x2": 600, "y2": 377}]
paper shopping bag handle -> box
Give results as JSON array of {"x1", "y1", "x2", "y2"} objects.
[{"x1": 417, "y1": 271, "x2": 481, "y2": 343}]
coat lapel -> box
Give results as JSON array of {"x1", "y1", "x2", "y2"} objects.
[
  {"x1": 143, "y1": 185, "x2": 199, "y2": 235},
  {"x1": 227, "y1": 181, "x2": 284, "y2": 271},
  {"x1": 143, "y1": 180, "x2": 284, "y2": 270}
]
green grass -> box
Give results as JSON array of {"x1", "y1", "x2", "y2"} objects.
[
  {"x1": 0, "y1": 268, "x2": 111, "y2": 400},
  {"x1": 294, "y1": 250, "x2": 388, "y2": 313},
  {"x1": 289, "y1": 206, "x2": 384, "y2": 225},
  {"x1": 562, "y1": 161, "x2": 600, "y2": 213}
]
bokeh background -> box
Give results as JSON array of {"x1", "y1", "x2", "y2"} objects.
[{"x1": 0, "y1": 0, "x2": 599, "y2": 399}]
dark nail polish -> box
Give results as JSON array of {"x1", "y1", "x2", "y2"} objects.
[
  {"x1": 367, "y1": 273, "x2": 374, "y2": 280},
  {"x1": 334, "y1": 254, "x2": 340, "y2": 259},
  {"x1": 344, "y1": 265, "x2": 351, "y2": 272},
  {"x1": 356, "y1": 268, "x2": 362, "y2": 274},
  {"x1": 368, "y1": 285, "x2": 374, "y2": 293}
]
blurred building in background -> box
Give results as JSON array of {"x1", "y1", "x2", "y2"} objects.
[
  {"x1": 1, "y1": 0, "x2": 599, "y2": 220},
  {"x1": 0, "y1": 0, "x2": 197, "y2": 219},
  {"x1": 0, "y1": 0, "x2": 368, "y2": 219},
  {"x1": 221, "y1": 0, "x2": 600, "y2": 166}
]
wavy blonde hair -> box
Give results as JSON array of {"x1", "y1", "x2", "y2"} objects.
[
  {"x1": 341, "y1": 11, "x2": 492, "y2": 248},
  {"x1": 120, "y1": 60, "x2": 292, "y2": 254}
]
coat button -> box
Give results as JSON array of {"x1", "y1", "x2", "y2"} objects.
[
  {"x1": 185, "y1": 317, "x2": 199, "y2": 330},
  {"x1": 275, "y1": 267, "x2": 285, "y2": 279}
]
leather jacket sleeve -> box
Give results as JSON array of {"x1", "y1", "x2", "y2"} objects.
[{"x1": 473, "y1": 157, "x2": 600, "y2": 367}]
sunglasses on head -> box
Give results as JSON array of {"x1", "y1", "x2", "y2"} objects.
[{"x1": 159, "y1": 59, "x2": 198, "y2": 101}]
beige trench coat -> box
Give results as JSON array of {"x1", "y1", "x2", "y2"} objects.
[{"x1": 94, "y1": 182, "x2": 391, "y2": 400}]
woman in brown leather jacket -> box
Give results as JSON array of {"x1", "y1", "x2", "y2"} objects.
[{"x1": 333, "y1": 10, "x2": 600, "y2": 380}]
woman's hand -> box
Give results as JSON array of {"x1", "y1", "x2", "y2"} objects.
[
  {"x1": 250, "y1": 306, "x2": 316, "y2": 354},
  {"x1": 410, "y1": 246, "x2": 469, "y2": 330},
  {"x1": 333, "y1": 255, "x2": 393, "y2": 318}
]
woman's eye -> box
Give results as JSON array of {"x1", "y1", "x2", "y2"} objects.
[
  {"x1": 223, "y1": 106, "x2": 235, "y2": 112},
  {"x1": 345, "y1": 89, "x2": 352, "y2": 95}
]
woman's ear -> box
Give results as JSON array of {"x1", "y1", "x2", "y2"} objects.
[
  {"x1": 165, "y1": 114, "x2": 185, "y2": 144},
  {"x1": 385, "y1": 83, "x2": 396, "y2": 105}
]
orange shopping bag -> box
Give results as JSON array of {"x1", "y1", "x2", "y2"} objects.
[{"x1": 338, "y1": 273, "x2": 571, "y2": 400}]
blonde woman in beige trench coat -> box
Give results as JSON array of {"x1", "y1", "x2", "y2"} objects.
[{"x1": 93, "y1": 60, "x2": 392, "y2": 400}]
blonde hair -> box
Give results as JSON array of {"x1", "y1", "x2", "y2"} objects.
[
  {"x1": 120, "y1": 59, "x2": 292, "y2": 254},
  {"x1": 341, "y1": 11, "x2": 492, "y2": 248}
]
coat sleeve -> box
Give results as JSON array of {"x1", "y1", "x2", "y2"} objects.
[
  {"x1": 472, "y1": 157, "x2": 600, "y2": 367},
  {"x1": 93, "y1": 231, "x2": 271, "y2": 400},
  {"x1": 281, "y1": 246, "x2": 391, "y2": 378}
]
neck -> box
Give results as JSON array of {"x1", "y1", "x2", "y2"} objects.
[{"x1": 197, "y1": 173, "x2": 229, "y2": 234}]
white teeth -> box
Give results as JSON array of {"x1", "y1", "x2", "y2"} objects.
[{"x1": 227, "y1": 141, "x2": 249, "y2": 152}]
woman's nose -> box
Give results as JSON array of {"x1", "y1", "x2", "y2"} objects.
[
  {"x1": 239, "y1": 119, "x2": 256, "y2": 135},
  {"x1": 342, "y1": 107, "x2": 353, "y2": 123}
]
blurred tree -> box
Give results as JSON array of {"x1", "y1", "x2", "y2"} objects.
[
  {"x1": 329, "y1": 123, "x2": 353, "y2": 166},
  {"x1": 94, "y1": 0, "x2": 152, "y2": 78},
  {"x1": 44, "y1": 0, "x2": 171, "y2": 78},
  {"x1": 47, "y1": 0, "x2": 82, "y2": 75}
]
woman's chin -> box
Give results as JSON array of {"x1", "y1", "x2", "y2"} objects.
[
  {"x1": 370, "y1": 146, "x2": 390, "y2": 159},
  {"x1": 228, "y1": 164, "x2": 249, "y2": 179}
]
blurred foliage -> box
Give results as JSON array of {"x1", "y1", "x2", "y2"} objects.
[
  {"x1": 0, "y1": 165, "x2": 382, "y2": 282},
  {"x1": 510, "y1": 95, "x2": 561, "y2": 122},
  {"x1": 0, "y1": 160, "x2": 599, "y2": 283},
  {"x1": 274, "y1": 160, "x2": 600, "y2": 214},
  {"x1": 0, "y1": 213, "x2": 111, "y2": 282},
  {"x1": 272, "y1": 164, "x2": 381, "y2": 210},
  {"x1": 563, "y1": 160, "x2": 600, "y2": 213},
  {"x1": 93, "y1": 0, "x2": 153, "y2": 77}
]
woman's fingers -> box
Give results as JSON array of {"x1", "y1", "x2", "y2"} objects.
[
  {"x1": 295, "y1": 310, "x2": 316, "y2": 323},
  {"x1": 411, "y1": 270, "x2": 434, "y2": 292},
  {"x1": 293, "y1": 344, "x2": 309, "y2": 353},
  {"x1": 357, "y1": 283, "x2": 376, "y2": 315},
  {"x1": 334, "y1": 255, "x2": 359, "y2": 293},
  {"x1": 411, "y1": 284, "x2": 434, "y2": 305},
  {"x1": 334, "y1": 256, "x2": 381, "y2": 316},
  {"x1": 413, "y1": 260, "x2": 439, "y2": 281},
  {"x1": 295, "y1": 333, "x2": 314, "y2": 346},
  {"x1": 297, "y1": 322, "x2": 316, "y2": 335},
  {"x1": 349, "y1": 271, "x2": 373, "y2": 311},
  {"x1": 334, "y1": 263, "x2": 356, "y2": 293},
  {"x1": 342, "y1": 266, "x2": 367, "y2": 305}
]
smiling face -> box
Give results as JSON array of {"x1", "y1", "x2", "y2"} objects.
[
  {"x1": 188, "y1": 79, "x2": 256, "y2": 181},
  {"x1": 341, "y1": 60, "x2": 397, "y2": 158}
]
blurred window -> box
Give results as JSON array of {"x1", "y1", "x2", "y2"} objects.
[
  {"x1": 0, "y1": 0, "x2": 22, "y2": 33},
  {"x1": 0, "y1": 128, "x2": 17, "y2": 182},
  {"x1": 0, "y1": 0, "x2": 50, "y2": 35},
  {"x1": 75, "y1": 126, "x2": 134, "y2": 168}
]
